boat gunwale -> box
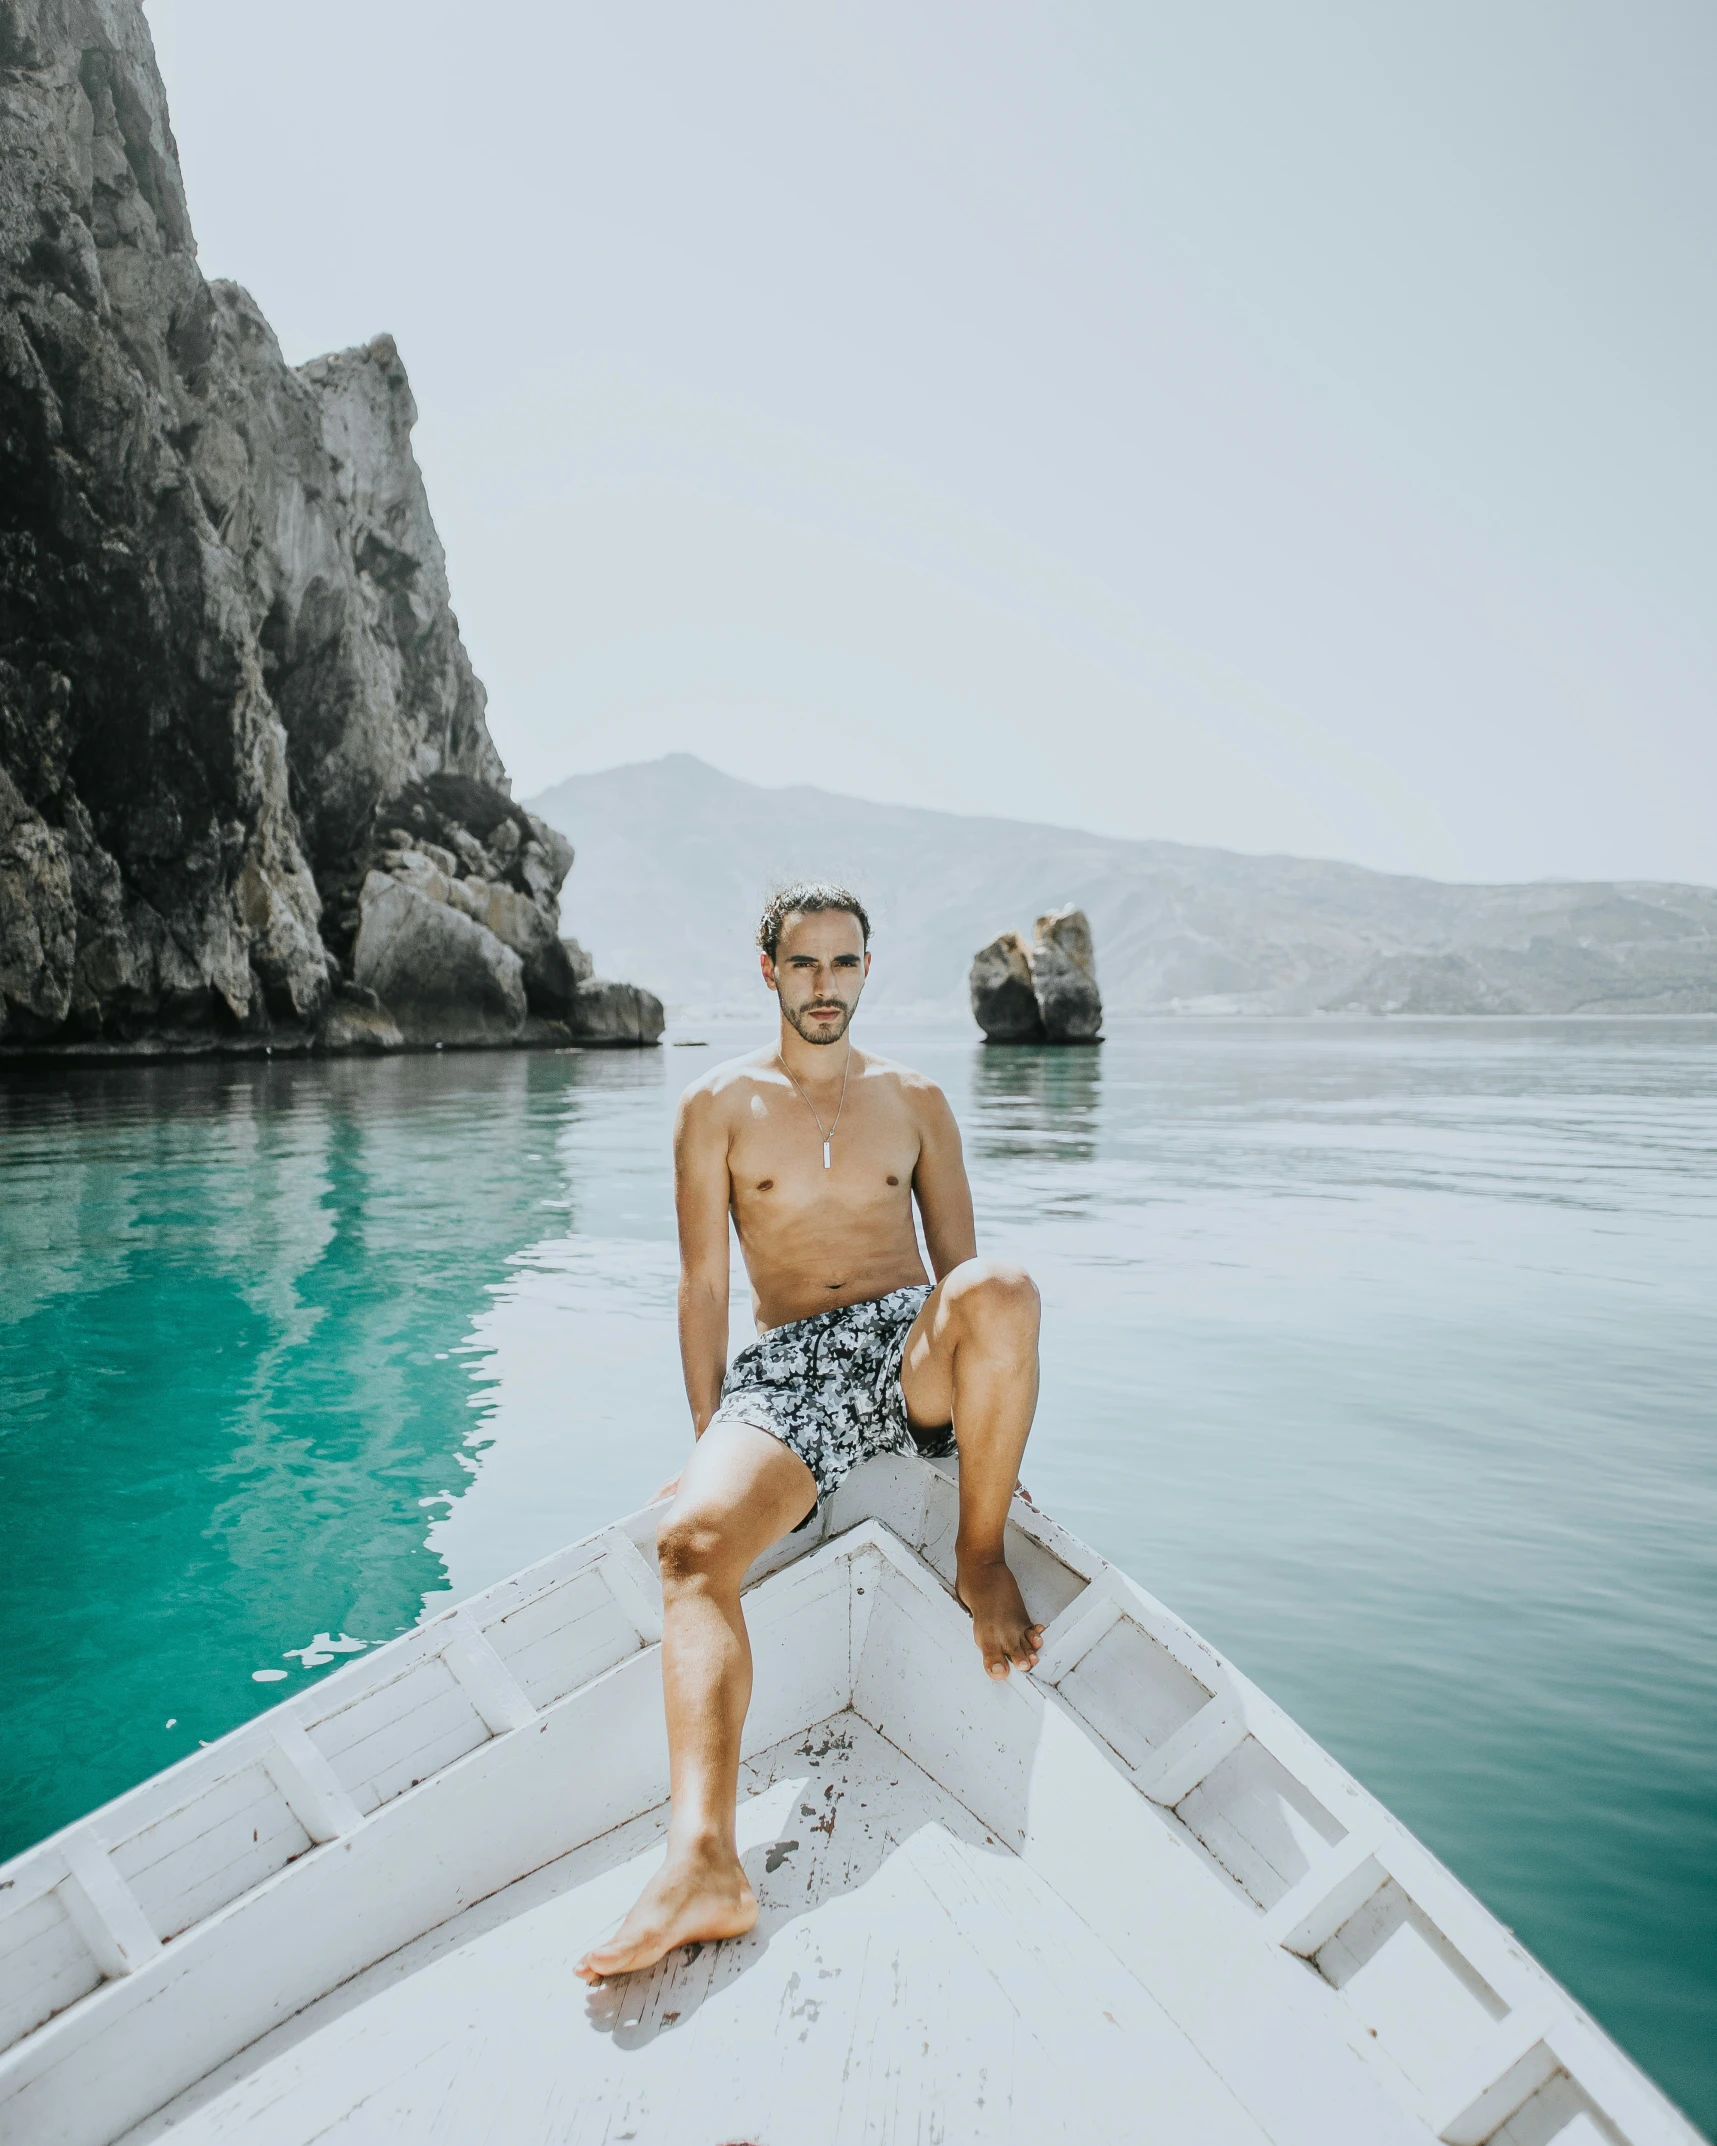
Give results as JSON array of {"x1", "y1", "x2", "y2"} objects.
[{"x1": 0, "y1": 1457, "x2": 1700, "y2": 2146}]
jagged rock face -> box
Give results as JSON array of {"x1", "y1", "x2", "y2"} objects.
[
  {"x1": 969, "y1": 931, "x2": 1043, "y2": 1042},
  {"x1": 337, "y1": 773, "x2": 573, "y2": 975},
  {"x1": 1029, "y1": 905, "x2": 1103, "y2": 1040},
  {"x1": 337, "y1": 769, "x2": 619, "y2": 1043},
  {"x1": 341, "y1": 776, "x2": 666, "y2": 1046},
  {"x1": 969, "y1": 908, "x2": 1103, "y2": 1043},
  {"x1": 0, "y1": 0, "x2": 514, "y2": 1049},
  {"x1": 317, "y1": 992, "x2": 403, "y2": 1054},
  {"x1": 246, "y1": 331, "x2": 504, "y2": 880},
  {"x1": 354, "y1": 880, "x2": 526, "y2": 1047},
  {"x1": 567, "y1": 978, "x2": 666, "y2": 1046}
]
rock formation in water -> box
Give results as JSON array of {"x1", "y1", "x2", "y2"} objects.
[
  {"x1": 0, "y1": 0, "x2": 660, "y2": 1053},
  {"x1": 1029, "y1": 906, "x2": 1103, "y2": 1039},
  {"x1": 969, "y1": 931, "x2": 1042, "y2": 1041},
  {"x1": 970, "y1": 907, "x2": 1103, "y2": 1042}
]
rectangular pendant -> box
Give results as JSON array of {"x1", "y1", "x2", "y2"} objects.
[{"x1": 823, "y1": 1141, "x2": 832, "y2": 1169}]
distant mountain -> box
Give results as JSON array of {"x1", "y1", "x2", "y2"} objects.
[{"x1": 526, "y1": 756, "x2": 1717, "y2": 1018}]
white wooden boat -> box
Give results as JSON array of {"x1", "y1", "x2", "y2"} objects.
[{"x1": 0, "y1": 1453, "x2": 1698, "y2": 2146}]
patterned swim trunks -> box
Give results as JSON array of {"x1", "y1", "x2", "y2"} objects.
[{"x1": 707, "y1": 1284, "x2": 952, "y2": 1524}]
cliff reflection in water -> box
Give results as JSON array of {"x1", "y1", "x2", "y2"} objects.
[
  {"x1": 970, "y1": 1041, "x2": 1104, "y2": 1169},
  {"x1": 0, "y1": 1051, "x2": 619, "y2": 1859}
]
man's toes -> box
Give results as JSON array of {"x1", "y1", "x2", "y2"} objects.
[
  {"x1": 577, "y1": 1923, "x2": 658, "y2": 1981},
  {"x1": 975, "y1": 1630, "x2": 1011, "y2": 1677}
]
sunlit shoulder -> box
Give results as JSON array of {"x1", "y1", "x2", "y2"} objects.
[
  {"x1": 674, "y1": 1045, "x2": 783, "y2": 1118},
  {"x1": 853, "y1": 1051, "x2": 953, "y2": 1118}
]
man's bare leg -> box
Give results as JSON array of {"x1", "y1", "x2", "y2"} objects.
[
  {"x1": 575, "y1": 1423, "x2": 817, "y2": 1983},
  {"x1": 900, "y1": 1259, "x2": 1045, "y2": 1679}
]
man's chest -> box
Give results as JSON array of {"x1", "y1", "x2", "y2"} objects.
[{"x1": 727, "y1": 1091, "x2": 920, "y2": 1220}]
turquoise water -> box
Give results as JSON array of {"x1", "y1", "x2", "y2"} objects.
[{"x1": 2, "y1": 1020, "x2": 1713, "y2": 2132}]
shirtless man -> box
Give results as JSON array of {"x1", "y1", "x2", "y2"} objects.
[{"x1": 576, "y1": 881, "x2": 1044, "y2": 1984}]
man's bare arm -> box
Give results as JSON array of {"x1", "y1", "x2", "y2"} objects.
[
  {"x1": 674, "y1": 1084, "x2": 732, "y2": 1434},
  {"x1": 910, "y1": 1079, "x2": 978, "y2": 1279}
]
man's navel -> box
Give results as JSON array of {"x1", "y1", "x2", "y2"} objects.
[{"x1": 755, "y1": 1179, "x2": 773, "y2": 1191}]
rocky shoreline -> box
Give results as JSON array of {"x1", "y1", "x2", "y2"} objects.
[{"x1": 0, "y1": 0, "x2": 660, "y2": 1058}]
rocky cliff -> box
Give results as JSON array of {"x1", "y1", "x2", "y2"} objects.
[{"x1": 0, "y1": 0, "x2": 659, "y2": 1052}]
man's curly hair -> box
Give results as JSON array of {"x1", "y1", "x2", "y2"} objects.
[{"x1": 756, "y1": 882, "x2": 871, "y2": 963}]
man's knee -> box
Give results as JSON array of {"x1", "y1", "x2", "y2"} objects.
[
  {"x1": 948, "y1": 1259, "x2": 1040, "y2": 1338},
  {"x1": 655, "y1": 1507, "x2": 742, "y2": 1589}
]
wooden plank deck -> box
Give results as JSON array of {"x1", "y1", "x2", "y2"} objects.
[{"x1": 119, "y1": 1713, "x2": 1273, "y2": 2146}]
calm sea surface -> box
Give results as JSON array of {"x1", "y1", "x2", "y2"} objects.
[{"x1": 2, "y1": 1019, "x2": 1713, "y2": 2130}]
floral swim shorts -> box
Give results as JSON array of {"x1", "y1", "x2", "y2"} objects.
[{"x1": 707, "y1": 1283, "x2": 953, "y2": 1526}]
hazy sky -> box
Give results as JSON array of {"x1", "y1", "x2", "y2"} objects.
[{"x1": 146, "y1": 1, "x2": 1714, "y2": 884}]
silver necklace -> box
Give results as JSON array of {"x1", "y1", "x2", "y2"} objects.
[{"x1": 778, "y1": 1045, "x2": 851, "y2": 1169}]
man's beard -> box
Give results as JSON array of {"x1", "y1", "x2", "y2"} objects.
[{"x1": 781, "y1": 995, "x2": 854, "y2": 1044}]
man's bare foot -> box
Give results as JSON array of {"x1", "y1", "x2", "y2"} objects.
[
  {"x1": 575, "y1": 1836, "x2": 757, "y2": 1983},
  {"x1": 955, "y1": 1553, "x2": 1046, "y2": 1679}
]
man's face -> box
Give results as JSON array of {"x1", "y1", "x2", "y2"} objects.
[{"x1": 762, "y1": 910, "x2": 870, "y2": 1045}]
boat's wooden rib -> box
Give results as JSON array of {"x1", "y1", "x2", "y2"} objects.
[
  {"x1": 0, "y1": 1454, "x2": 1698, "y2": 2146},
  {"x1": 262, "y1": 1721, "x2": 363, "y2": 1846}
]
